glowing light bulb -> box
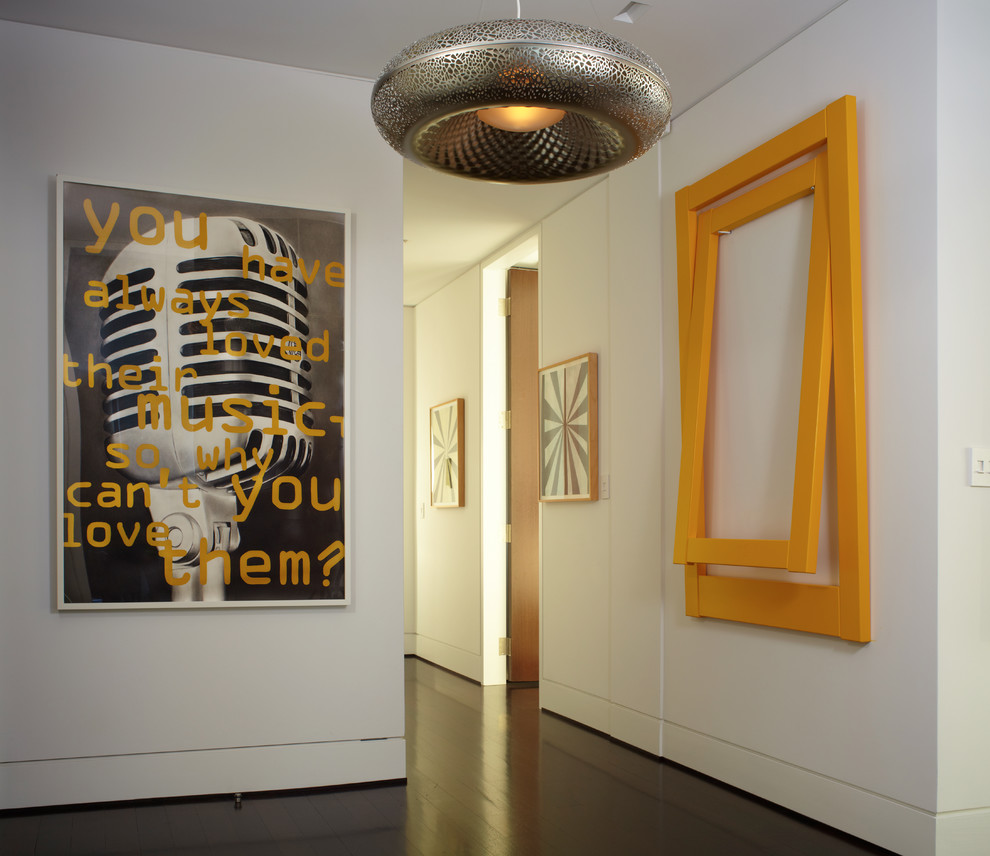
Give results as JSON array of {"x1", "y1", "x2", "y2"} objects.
[{"x1": 476, "y1": 106, "x2": 566, "y2": 132}]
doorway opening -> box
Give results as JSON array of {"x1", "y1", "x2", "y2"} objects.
[
  {"x1": 506, "y1": 267, "x2": 539, "y2": 682},
  {"x1": 481, "y1": 234, "x2": 540, "y2": 685}
]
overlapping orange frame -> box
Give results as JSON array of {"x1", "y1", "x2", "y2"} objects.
[{"x1": 673, "y1": 96, "x2": 870, "y2": 641}]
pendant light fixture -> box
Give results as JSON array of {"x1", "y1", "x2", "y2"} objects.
[{"x1": 370, "y1": 8, "x2": 672, "y2": 183}]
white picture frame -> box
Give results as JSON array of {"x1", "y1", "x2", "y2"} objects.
[{"x1": 57, "y1": 177, "x2": 351, "y2": 608}]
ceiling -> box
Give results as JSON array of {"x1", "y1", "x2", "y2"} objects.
[{"x1": 0, "y1": 0, "x2": 847, "y2": 304}]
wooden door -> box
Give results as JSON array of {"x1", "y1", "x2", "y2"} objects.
[{"x1": 507, "y1": 268, "x2": 539, "y2": 682}]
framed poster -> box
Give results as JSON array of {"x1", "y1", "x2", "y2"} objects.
[
  {"x1": 57, "y1": 177, "x2": 350, "y2": 608},
  {"x1": 539, "y1": 353, "x2": 598, "y2": 502},
  {"x1": 430, "y1": 398, "x2": 464, "y2": 508}
]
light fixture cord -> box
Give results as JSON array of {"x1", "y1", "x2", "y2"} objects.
[{"x1": 588, "y1": 0, "x2": 604, "y2": 28}]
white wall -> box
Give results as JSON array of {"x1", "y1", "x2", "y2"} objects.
[
  {"x1": 660, "y1": 1, "x2": 941, "y2": 852},
  {"x1": 540, "y1": 181, "x2": 613, "y2": 722},
  {"x1": 605, "y1": 159, "x2": 665, "y2": 751},
  {"x1": 539, "y1": 156, "x2": 664, "y2": 753},
  {"x1": 412, "y1": 267, "x2": 484, "y2": 680},
  {"x1": 936, "y1": 0, "x2": 990, "y2": 850},
  {"x1": 0, "y1": 21, "x2": 405, "y2": 809},
  {"x1": 404, "y1": 306, "x2": 418, "y2": 651}
]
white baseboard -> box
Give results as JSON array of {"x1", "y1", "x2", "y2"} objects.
[
  {"x1": 408, "y1": 634, "x2": 482, "y2": 682},
  {"x1": 540, "y1": 678, "x2": 610, "y2": 733},
  {"x1": 610, "y1": 703, "x2": 662, "y2": 756},
  {"x1": 1, "y1": 737, "x2": 406, "y2": 811},
  {"x1": 935, "y1": 808, "x2": 990, "y2": 856},
  {"x1": 662, "y1": 721, "x2": 934, "y2": 856},
  {"x1": 540, "y1": 678, "x2": 661, "y2": 756}
]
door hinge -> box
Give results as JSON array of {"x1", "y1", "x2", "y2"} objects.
[
  {"x1": 498, "y1": 297, "x2": 511, "y2": 317},
  {"x1": 499, "y1": 410, "x2": 511, "y2": 429},
  {"x1": 505, "y1": 524, "x2": 512, "y2": 543},
  {"x1": 499, "y1": 637, "x2": 511, "y2": 655}
]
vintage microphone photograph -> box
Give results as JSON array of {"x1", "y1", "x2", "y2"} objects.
[{"x1": 58, "y1": 179, "x2": 348, "y2": 607}]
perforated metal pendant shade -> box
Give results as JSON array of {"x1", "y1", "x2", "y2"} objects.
[{"x1": 371, "y1": 19, "x2": 672, "y2": 183}]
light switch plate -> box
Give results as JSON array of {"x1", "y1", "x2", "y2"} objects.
[{"x1": 969, "y1": 447, "x2": 990, "y2": 487}]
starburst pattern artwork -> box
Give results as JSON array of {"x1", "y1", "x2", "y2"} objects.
[
  {"x1": 539, "y1": 354, "x2": 598, "y2": 501},
  {"x1": 430, "y1": 399, "x2": 465, "y2": 507}
]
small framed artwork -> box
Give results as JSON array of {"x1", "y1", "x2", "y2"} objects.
[
  {"x1": 430, "y1": 398, "x2": 465, "y2": 508},
  {"x1": 539, "y1": 353, "x2": 598, "y2": 502}
]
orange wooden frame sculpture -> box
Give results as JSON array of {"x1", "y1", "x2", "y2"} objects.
[{"x1": 673, "y1": 96, "x2": 870, "y2": 641}]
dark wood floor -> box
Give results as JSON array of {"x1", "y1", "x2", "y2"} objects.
[{"x1": 1, "y1": 657, "x2": 894, "y2": 855}]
